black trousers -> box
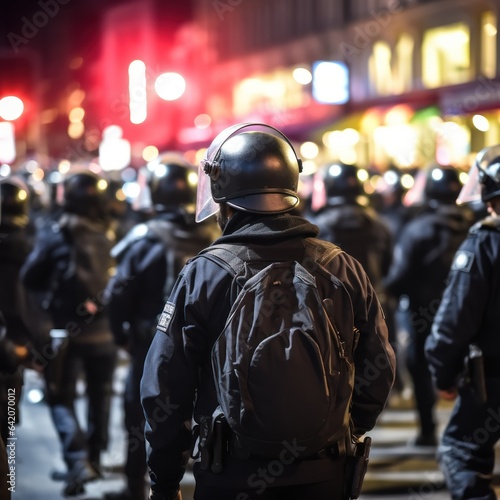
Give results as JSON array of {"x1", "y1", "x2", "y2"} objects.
[
  {"x1": 123, "y1": 342, "x2": 151, "y2": 492},
  {"x1": 45, "y1": 340, "x2": 117, "y2": 469},
  {"x1": 438, "y1": 379, "x2": 500, "y2": 500},
  {"x1": 405, "y1": 323, "x2": 436, "y2": 436},
  {"x1": 193, "y1": 458, "x2": 347, "y2": 500}
]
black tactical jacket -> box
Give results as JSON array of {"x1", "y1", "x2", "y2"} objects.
[
  {"x1": 141, "y1": 212, "x2": 395, "y2": 499},
  {"x1": 425, "y1": 216, "x2": 500, "y2": 390}
]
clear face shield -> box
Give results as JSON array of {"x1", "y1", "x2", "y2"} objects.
[
  {"x1": 310, "y1": 169, "x2": 327, "y2": 212},
  {"x1": 456, "y1": 145, "x2": 500, "y2": 204},
  {"x1": 195, "y1": 122, "x2": 296, "y2": 222},
  {"x1": 131, "y1": 166, "x2": 153, "y2": 213},
  {"x1": 402, "y1": 168, "x2": 428, "y2": 206}
]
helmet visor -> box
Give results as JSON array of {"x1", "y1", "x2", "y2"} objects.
[
  {"x1": 132, "y1": 166, "x2": 153, "y2": 212},
  {"x1": 456, "y1": 163, "x2": 481, "y2": 205},
  {"x1": 195, "y1": 122, "x2": 297, "y2": 222},
  {"x1": 457, "y1": 145, "x2": 500, "y2": 204},
  {"x1": 311, "y1": 169, "x2": 327, "y2": 212},
  {"x1": 402, "y1": 169, "x2": 427, "y2": 206}
]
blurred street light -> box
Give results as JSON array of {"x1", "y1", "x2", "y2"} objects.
[
  {"x1": 155, "y1": 72, "x2": 186, "y2": 101},
  {"x1": 0, "y1": 96, "x2": 24, "y2": 121}
]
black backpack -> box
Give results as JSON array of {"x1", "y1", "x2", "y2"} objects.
[
  {"x1": 35, "y1": 222, "x2": 89, "y2": 316},
  {"x1": 200, "y1": 239, "x2": 356, "y2": 459}
]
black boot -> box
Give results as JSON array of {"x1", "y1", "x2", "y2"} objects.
[
  {"x1": 62, "y1": 460, "x2": 99, "y2": 497},
  {"x1": 88, "y1": 448, "x2": 104, "y2": 478}
]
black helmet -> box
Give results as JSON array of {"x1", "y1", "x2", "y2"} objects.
[
  {"x1": 322, "y1": 163, "x2": 365, "y2": 200},
  {"x1": 148, "y1": 153, "x2": 197, "y2": 213},
  {"x1": 458, "y1": 145, "x2": 500, "y2": 205},
  {"x1": 196, "y1": 123, "x2": 302, "y2": 221},
  {"x1": 479, "y1": 156, "x2": 500, "y2": 202},
  {"x1": 423, "y1": 164, "x2": 463, "y2": 205},
  {"x1": 311, "y1": 162, "x2": 368, "y2": 211},
  {"x1": 0, "y1": 176, "x2": 29, "y2": 227},
  {"x1": 63, "y1": 170, "x2": 108, "y2": 220}
]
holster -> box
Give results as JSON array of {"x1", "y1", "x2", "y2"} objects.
[
  {"x1": 344, "y1": 435, "x2": 372, "y2": 500},
  {"x1": 195, "y1": 410, "x2": 229, "y2": 474},
  {"x1": 466, "y1": 344, "x2": 487, "y2": 404}
]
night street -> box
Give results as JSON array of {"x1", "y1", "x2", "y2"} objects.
[{"x1": 10, "y1": 361, "x2": 500, "y2": 500}]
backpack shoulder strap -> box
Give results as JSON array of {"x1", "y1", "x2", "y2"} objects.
[
  {"x1": 304, "y1": 239, "x2": 358, "y2": 356},
  {"x1": 198, "y1": 243, "x2": 247, "y2": 277},
  {"x1": 303, "y1": 238, "x2": 343, "y2": 269}
]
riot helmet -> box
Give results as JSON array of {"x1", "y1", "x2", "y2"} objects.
[
  {"x1": 404, "y1": 164, "x2": 463, "y2": 207},
  {"x1": 0, "y1": 175, "x2": 29, "y2": 227},
  {"x1": 196, "y1": 123, "x2": 302, "y2": 222},
  {"x1": 106, "y1": 179, "x2": 129, "y2": 218},
  {"x1": 148, "y1": 153, "x2": 197, "y2": 213},
  {"x1": 480, "y1": 158, "x2": 500, "y2": 201},
  {"x1": 63, "y1": 170, "x2": 108, "y2": 221},
  {"x1": 458, "y1": 145, "x2": 500, "y2": 204},
  {"x1": 311, "y1": 162, "x2": 368, "y2": 211}
]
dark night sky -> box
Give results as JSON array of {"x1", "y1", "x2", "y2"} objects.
[
  {"x1": 0, "y1": 0, "x2": 194, "y2": 100},
  {"x1": 0, "y1": 0, "x2": 194, "y2": 55}
]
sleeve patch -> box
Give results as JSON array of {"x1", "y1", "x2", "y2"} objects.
[
  {"x1": 451, "y1": 250, "x2": 474, "y2": 272},
  {"x1": 157, "y1": 302, "x2": 176, "y2": 333}
]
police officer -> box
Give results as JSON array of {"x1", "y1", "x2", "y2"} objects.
[
  {"x1": 425, "y1": 146, "x2": 500, "y2": 499},
  {"x1": 0, "y1": 176, "x2": 34, "y2": 443},
  {"x1": 311, "y1": 163, "x2": 399, "y2": 395},
  {"x1": 140, "y1": 123, "x2": 395, "y2": 500},
  {"x1": 311, "y1": 162, "x2": 393, "y2": 295},
  {"x1": 104, "y1": 154, "x2": 219, "y2": 500},
  {"x1": 374, "y1": 167, "x2": 415, "y2": 242},
  {"x1": 21, "y1": 169, "x2": 118, "y2": 496},
  {"x1": 384, "y1": 164, "x2": 475, "y2": 447}
]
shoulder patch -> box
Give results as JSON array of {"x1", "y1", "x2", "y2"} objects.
[
  {"x1": 157, "y1": 302, "x2": 176, "y2": 333},
  {"x1": 451, "y1": 250, "x2": 474, "y2": 272}
]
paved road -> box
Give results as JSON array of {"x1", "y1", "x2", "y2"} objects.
[{"x1": 10, "y1": 365, "x2": 500, "y2": 500}]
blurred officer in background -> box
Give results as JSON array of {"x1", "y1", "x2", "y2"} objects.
[
  {"x1": 372, "y1": 167, "x2": 418, "y2": 401},
  {"x1": 20, "y1": 169, "x2": 118, "y2": 496},
  {"x1": 311, "y1": 163, "x2": 398, "y2": 394},
  {"x1": 0, "y1": 310, "x2": 30, "y2": 500},
  {"x1": 103, "y1": 154, "x2": 219, "y2": 500},
  {"x1": 141, "y1": 124, "x2": 395, "y2": 500},
  {"x1": 0, "y1": 176, "x2": 35, "y2": 442},
  {"x1": 106, "y1": 178, "x2": 136, "y2": 243},
  {"x1": 311, "y1": 162, "x2": 393, "y2": 295},
  {"x1": 425, "y1": 146, "x2": 500, "y2": 499},
  {"x1": 384, "y1": 164, "x2": 475, "y2": 447},
  {"x1": 374, "y1": 167, "x2": 415, "y2": 242}
]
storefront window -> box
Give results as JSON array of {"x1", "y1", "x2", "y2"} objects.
[
  {"x1": 369, "y1": 41, "x2": 393, "y2": 95},
  {"x1": 481, "y1": 11, "x2": 497, "y2": 79},
  {"x1": 394, "y1": 34, "x2": 414, "y2": 94},
  {"x1": 422, "y1": 23, "x2": 470, "y2": 88}
]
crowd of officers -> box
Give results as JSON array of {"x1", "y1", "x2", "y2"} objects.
[{"x1": 0, "y1": 140, "x2": 497, "y2": 499}]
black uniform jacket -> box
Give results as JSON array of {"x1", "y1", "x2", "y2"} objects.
[
  {"x1": 140, "y1": 212, "x2": 396, "y2": 498},
  {"x1": 313, "y1": 202, "x2": 393, "y2": 294},
  {"x1": 384, "y1": 204, "x2": 474, "y2": 319},
  {"x1": 20, "y1": 212, "x2": 115, "y2": 342},
  {"x1": 106, "y1": 211, "x2": 219, "y2": 348},
  {"x1": 425, "y1": 216, "x2": 500, "y2": 390}
]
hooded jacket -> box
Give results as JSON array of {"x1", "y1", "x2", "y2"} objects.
[{"x1": 140, "y1": 212, "x2": 395, "y2": 499}]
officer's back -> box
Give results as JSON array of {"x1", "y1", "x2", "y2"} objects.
[
  {"x1": 311, "y1": 162, "x2": 393, "y2": 294},
  {"x1": 385, "y1": 165, "x2": 475, "y2": 313},
  {"x1": 103, "y1": 154, "x2": 219, "y2": 500}
]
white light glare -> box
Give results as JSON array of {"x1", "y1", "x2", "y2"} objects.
[
  {"x1": 155, "y1": 73, "x2": 186, "y2": 101},
  {"x1": 129, "y1": 60, "x2": 147, "y2": 124}
]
